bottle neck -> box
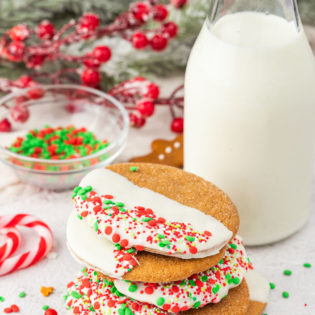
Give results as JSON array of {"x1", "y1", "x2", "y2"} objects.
[{"x1": 208, "y1": 0, "x2": 301, "y2": 31}]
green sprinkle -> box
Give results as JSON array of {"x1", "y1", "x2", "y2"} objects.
[
  {"x1": 189, "y1": 280, "x2": 196, "y2": 286},
  {"x1": 232, "y1": 277, "x2": 240, "y2": 285},
  {"x1": 0, "y1": 296, "x2": 4, "y2": 302},
  {"x1": 127, "y1": 248, "x2": 135, "y2": 253},
  {"x1": 84, "y1": 185, "x2": 93, "y2": 192},
  {"x1": 125, "y1": 308, "x2": 133, "y2": 315},
  {"x1": 269, "y1": 282, "x2": 276, "y2": 290},
  {"x1": 104, "y1": 200, "x2": 114, "y2": 204},
  {"x1": 230, "y1": 243, "x2": 237, "y2": 249},
  {"x1": 142, "y1": 217, "x2": 153, "y2": 222},
  {"x1": 303, "y1": 262, "x2": 312, "y2": 268},
  {"x1": 201, "y1": 275, "x2": 208, "y2": 282},
  {"x1": 128, "y1": 284, "x2": 138, "y2": 292},
  {"x1": 77, "y1": 214, "x2": 82, "y2": 220},
  {"x1": 71, "y1": 291, "x2": 82, "y2": 299},
  {"x1": 212, "y1": 284, "x2": 220, "y2": 294},
  {"x1": 130, "y1": 166, "x2": 138, "y2": 172},
  {"x1": 185, "y1": 236, "x2": 195, "y2": 242},
  {"x1": 115, "y1": 244, "x2": 122, "y2": 250},
  {"x1": 18, "y1": 291, "x2": 26, "y2": 298},
  {"x1": 115, "y1": 202, "x2": 125, "y2": 207},
  {"x1": 156, "y1": 297, "x2": 165, "y2": 306},
  {"x1": 283, "y1": 270, "x2": 292, "y2": 276},
  {"x1": 194, "y1": 301, "x2": 201, "y2": 309},
  {"x1": 42, "y1": 305, "x2": 49, "y2": 311},
  {"x1": 94, "y1": 221, "x2": 99, "y2": 231},
  {"x1": 282, "y1": 291, "x2": 289, "y2": 298},
  {"x1": 157, "y1": 234, "x2": 165, "y2": 239}
]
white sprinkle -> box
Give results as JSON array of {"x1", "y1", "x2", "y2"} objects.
[{"x1": 174, "y1": 142, "x2": 181, "y2": 148}]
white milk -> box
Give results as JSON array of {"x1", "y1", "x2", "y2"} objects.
[{"x1": 184, "y1": 12, "x2": 315, "y2": 245}]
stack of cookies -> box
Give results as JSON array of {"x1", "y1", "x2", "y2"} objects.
[{"x1": 65, "y1": 163, "x2": 269, "y2": 314}]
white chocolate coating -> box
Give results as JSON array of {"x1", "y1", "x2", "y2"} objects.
[
  {"x1": 76, "y1": 168, "x2": 232, "y2": 259},
  {"x1": 67, "y1": 211, "x2": 137, "y2": 278},
  {"x1": 245, "y1": 270, "x2": 269, "y2": 303}
]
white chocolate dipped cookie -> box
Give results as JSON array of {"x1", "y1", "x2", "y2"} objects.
[{"x1": 67, "y1": 163, "x2": 239, "y2": 282}]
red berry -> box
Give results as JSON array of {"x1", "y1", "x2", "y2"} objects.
[
  {"x1": 162, "y1": 22, "x2": 178, "y2": 38},
  {"x1": 44, "y1": 309, "x2": 58, "y2": 315},
  {"x1": 37, "y1": 20, "x2": 55, "y2": 40},
  {"x1": 153, "y1": 5, "x2": 168, "y2": 21},
  {"x1": 129, "y1": 112, "x2": 146, "y2": 128},
  {"x1": 6, "y1": 41, "x2": 25, "y2": 62},
  {"x1": 28, "y1": 87, "x2": 45, "y2": 99},
  {"x1": 0, "y1": 118, "x2": 11, "y2": 132},
  {"x1": 26, "y1": 54, "x2": 46, "y2": 68},
  {"x1": 131, "y1": 32, "x2": 148, "y2": 49},
  {"x1": 9, "y1": 24, "x2": 30, "y2": 41},
  {"x1": 150, "y1": 34, "x2": 168, "y2": 51},
  {"x1": 171, "y1": 0, "x2": 188, "y2": 9},
  {"x1": 83, "y1": 52, "x2": 101, "y2": 68},
  {"x1": 14, "y1": 75, "x2": 33, "y2": 88},
  {"x1": 131, "y1": 2, "x2": 149, "y2": 22},
  {"x1": 171, "y1": 117, "x2": 183, "y2": 133},
  {"x1": 11, "y1": 105, "x2": 30, "y2": 123},
  {"x1": 92, "y1": 46, "x2": 111, "y2": 63},
  {"x1": 144, "y1": 83, "x2": 159, "y2": 99},
  {"x1": 136, "y1": 100, "x2": 155, "y2": 117},
  {"x1": 78, "y1": 13, "x2": 100, "y2": 32},
  {"x1": 81, "y1": 68, "x2": 101, "y2": 86}
]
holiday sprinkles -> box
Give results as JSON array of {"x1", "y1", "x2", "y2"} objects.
[
  {"x1": 72, "y1": 185, "x2": 216, "y2": 259},
  {"x1": 8, "y1": 125, "x2": 109, "y2": 160},
  {"x1": 114, "y1": 236, "x2": 250, "y2": 312}
]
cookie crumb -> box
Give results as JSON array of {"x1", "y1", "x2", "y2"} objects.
[
  {"x1": 303, "y1": 262, "x2": 312, "y2": 268},
  {"x1": 40, "y1": 286, "x2": 54, "y2": 297},
  {"x1": 282, "y1": 291, "x2": 290, "y2": 299},
  {"x1": 283, "y1": 269, "x2": 292, "y2": 276}
]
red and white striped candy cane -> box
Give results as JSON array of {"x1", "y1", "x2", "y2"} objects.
[
  {"x1": 0, "y1": 214, "x2": 53, "y2": 276},
  {"x1": 0, "y1": 227, "x2": 21, "y2": 262}
]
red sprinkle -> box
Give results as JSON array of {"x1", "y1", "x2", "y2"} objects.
[
  {"x1": 112, "y1": 233, "x2": 120, "y2": 243},
  {"x1": 189, "y1": 246, "x2": 198, "y2": 254},
  {"x1": 4, "y1": 308, "x2": 12, "y2": 313},
  {"x1": 105, "y1": 226, "x2": 113, "y2": 235},
  {"x1": 135, "y1": 245, "x2": 144, "y2": 251},
  {"x1": 44, "y1": 309, "x2": 58, "y2": 315},
  {"x1": 11, "y1": 305, "x2": 19, "y2": 312},
  {"x1": 81, "y1": 211, "x2": 88, "y2": 217},
  {"x1": 157, "y1": 217, "x2": 166, "y2": 224},
  {"x1": 107, "y1": 300, "x2": 115, "y2": 307},
  {"x1": 104, "y1": 195, "x2": 114, "y2": 199},
  {"x1": 120, "y1": 239, "x2": 129, "y2": 248},
  {"x1": 144, "y1": 287, "x2": 154, "y2": 294}
]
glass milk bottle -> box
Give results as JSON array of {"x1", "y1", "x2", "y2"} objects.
[{"x1": 184, "y1": 0, "x2": 315, "y2": 245}]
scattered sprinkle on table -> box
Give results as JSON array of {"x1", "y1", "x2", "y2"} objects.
[
  {"x1": 282, "y1": 291, "x2": 290, "y2": 299},
  {"x1": 0, "y1": 296, "x2": 4, "y2": 302},
  {"x1": 283, "y1": 269, "x2": 292, "y2": 276},
  {"x1": 40, "y1": 286, "x2": 54, "y2": 297},
  {"x1": 44, "y1": 309, "x2": 58, "y2": 315},
  {"x1": 129, "y1": 166, "x2": 138, "y2": 172},
  {"x1": 4, "y1": 304, "x2": 20, "y2": 313},
  {"x1": 18, "y1": 292, "x2": 26, "y2": 298},
  {"x1": 303, "y1": 262, "x2": 312, "y2": 268},
  {"x1": 269, "y1": 282, "x2": 276, "y2": 290},
  {"x1": 42, "y1": 305, "x2": 49, "y2": 311},
  {"x1": 8, "y1": 125, "x2": 109, "y2": 160}
]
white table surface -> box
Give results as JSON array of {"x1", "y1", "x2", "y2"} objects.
[{"x1": 1, "y1": 28, "x2": 315, "y2": 315}]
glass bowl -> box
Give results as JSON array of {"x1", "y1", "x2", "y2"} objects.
[{"x1": 0, "y1": 84, "x2": 129, "y2": 190}]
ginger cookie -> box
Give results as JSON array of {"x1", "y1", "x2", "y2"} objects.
[
  {"x1": 246, "y1": 301, "x2": 268, "y2": 315},
  {"x1": 129, "y1": 134, "x2": 183, "y2": 168},
  {"x1": 67, "y1": 163, "x2": 239, "y2": 282}
]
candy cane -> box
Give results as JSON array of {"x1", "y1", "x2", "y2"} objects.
[
  {"x1": 0, "y1": 227, "x2": 21, "y2": 262},
  {"x1": 0, "y1": 214, "x2": 53, "y2": 276}
]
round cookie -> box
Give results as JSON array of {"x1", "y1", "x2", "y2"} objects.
[
  {"x1": 68, "y1": 163, "x2": 239, "y2": 282},
  {"x1": 109, "y1": 163, "x2": 238, "y2": 282}
]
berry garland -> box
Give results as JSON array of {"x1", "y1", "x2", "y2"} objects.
[{"x1": 0, "y1": 1, "x2": 185, "y2": 133}]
